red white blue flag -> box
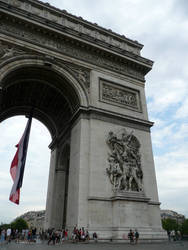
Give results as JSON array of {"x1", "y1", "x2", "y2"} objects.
[{"x1": 9, "y1": 116, "x2": 32, "y2": 204}]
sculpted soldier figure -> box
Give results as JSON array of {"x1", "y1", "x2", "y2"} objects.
[
  {"x1": 106, "y1": 157, "x2": 122, "y2": 189},
  {"x1": 106, "y1": 129, "x2": 143, "y2": 192}
]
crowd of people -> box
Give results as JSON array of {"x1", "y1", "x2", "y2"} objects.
[
  {"x1": 0, "y1": 226, "x2": 98, "y2": 245},
  {"x1": 47, "y1": 227, "x2": 98, "y2": 245},
  {"x1": 167, "y1": 230, "x2": 182, "y2": 241},
  {"x1": 0, "y1": 227, "x2": 139, "y2": 245},
  {"x1": 0, "y1": 226, "x2": 141, "y2": 245},
  {"x1": 0, "y1": 227, "x2": 38, "y2": 244}
]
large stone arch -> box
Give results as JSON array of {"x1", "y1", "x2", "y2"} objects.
[
  {"x1": 0, "y1": 56, "x2": 90, "y2": 230},
  {"x1": 0, "y1": 0, "x2": 166, "y2": 240},
  {"x1": 0, "y1": 57, "x2": 89, "y2": 106}
]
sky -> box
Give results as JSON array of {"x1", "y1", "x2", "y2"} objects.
[{"x1": 1, "y1": 0, "x2": 188, "y2": 223}]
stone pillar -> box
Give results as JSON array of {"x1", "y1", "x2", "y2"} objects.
[
  {"x1": 44, "y1": 149, "x2": 57, "y2": 229},
  {"x1": 66, "y1": 117, "x2": 90, "y2": 229},
  {"x1": 86, "y1": 117, "x2": 166, "y2": 240},
  {"x1": 44, "y1": 147, "x2": 67, "y2": 229}
]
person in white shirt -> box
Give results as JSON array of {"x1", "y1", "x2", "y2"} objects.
[{"x1": 6, "y1": 228, "x2": 11, "y2": 243}]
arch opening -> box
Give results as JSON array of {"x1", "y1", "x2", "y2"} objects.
[
  {"x1": 0, "y1": 116, "x2": 51, "y2": 223},
  {"x1": 0, "y1": 63, "x2": 84, "y2": 139},
  {"x1": 0, "y1": 61, "x2": 85, "y2": 228}
]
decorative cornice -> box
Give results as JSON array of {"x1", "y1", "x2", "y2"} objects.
[
  {"x1": 29, "y1": 0, "x2": 143, "y2": 50},
  {"x1": 49, "y1": 106, "x2": 153, "y2": 149},
  {"x1": 0, "y1": 1, "x2": 153, "y2": 80},
  {"x1": 0, "y1": 15, "x2": 150, "y2": 81},
  {"x1": 0, "y1": 0, "x2": 144, "y2": 56},
  {"x1": 148, "y1": 201, "x2": 161, "y2": 206},
  {"x1": 73, "y1": 106, "x2": 154, "y2": 130},
  {"x1": 88, "y1": 194, "x2": 150, "y2": 203}
]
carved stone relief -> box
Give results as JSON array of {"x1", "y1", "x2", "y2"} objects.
[
  {"x1": 100, "y1": 79, "x2": 142, "y2": 112},
  {"x1": 0, "y1": 41, "x2": 26, "y2": 62},
  {"x1": 106, "y1": 129, "x2": 143, "y2": 192},
  {"x1": 64, "y1": 63, "x2": 90, "y2": 93},
  {"x1": 11, "y1": 0, "x2": 22, "y2": 8}
]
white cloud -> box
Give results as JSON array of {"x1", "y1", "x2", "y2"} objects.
[
  {"x1": 175, "y1": 99, "x2": 188, "y2": 119},
  {"x1": 147, "y1": 79, "x2": 188, "y2": 114},
  {"x1": 151, "y1": 123, "x2": 176, "y2": 147}
]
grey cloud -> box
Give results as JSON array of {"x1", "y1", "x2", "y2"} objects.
[{"x1": 171, "y1": 0, "x2": 188, "y2": 19}]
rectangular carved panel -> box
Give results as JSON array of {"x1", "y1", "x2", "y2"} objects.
[{"x1": 99, "y1": 79, "x2": 142, "y2": 112}]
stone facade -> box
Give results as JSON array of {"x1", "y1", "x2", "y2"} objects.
[
  {"x1": 0, "y1": 0, "x2": 166, "y2": 241},
  {"x1": 19, "y1": 210, "x2": 45, "y2": 231},
  {"x1": 161, "y1": 210, "x2": 185, "y2": 225}
]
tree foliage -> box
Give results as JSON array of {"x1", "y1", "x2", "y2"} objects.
[
  {"x1": 162, "y1": 218, "x2": 179, "y2": 231},
  {"x1": 0, "y1": 223, "x2": 11, "y2": 230},
  {"x1": 10, "y1": 218, "x2": 28, "y2": 231},
  {"x1": 181, "y1": 219, "x2": 188, "y2": 235}
]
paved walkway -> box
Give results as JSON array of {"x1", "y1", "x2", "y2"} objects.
[{"x1": 0, "y1": 241, "x2": 188, "y2": 250}]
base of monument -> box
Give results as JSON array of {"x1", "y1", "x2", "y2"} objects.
[{"x1": 87, "y1": 227, "x2": 168, "y2": 242}]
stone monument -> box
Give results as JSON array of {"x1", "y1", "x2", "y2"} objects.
[{"x1": 0, "y1": 0, "x2": 166, "y2": 240}]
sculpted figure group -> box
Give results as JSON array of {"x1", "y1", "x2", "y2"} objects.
[{"x1": 106, "y1": 129, "x2": 143, "y2": 192}]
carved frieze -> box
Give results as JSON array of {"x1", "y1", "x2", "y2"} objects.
[
  {"x1": 11, "y1": 0, "x2": 22, "y2": 8},
  {"x1": 99, "y1": 79, "x2": 142, "y2": 112},
  {"x1": 0, "y1": 0, "x2": 142, "y2": 56},
  {"x1": 106, "y1": 129, "x2": 143, "y2": 193},
  {"x1": 0, "y1": 38, "x2": 90, "y2": 93},
  {"x1": 0, "y1": 18, "x2": 145, "y2": 81}
]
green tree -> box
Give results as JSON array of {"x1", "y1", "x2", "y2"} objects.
[
  {"x1": 10, "y1": 218, "x2": 28, "y2": 231},
  {"x1": 162, "y1": 218, "x2": 178, "y2": 231},
  {"x1": 0, "y1": 223, "x2": 11, "y2": 230},
  {"x1": 181, "y1": 219, "x2": 188, "y2": 235}
]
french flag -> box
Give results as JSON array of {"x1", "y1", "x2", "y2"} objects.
[{"x1": 9, "y1": 116, "x2": 32, "y2": 204}]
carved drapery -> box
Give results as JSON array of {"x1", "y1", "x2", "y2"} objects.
[{"x1": 106, "y1": 129, "x2": 143, "y2": 192}]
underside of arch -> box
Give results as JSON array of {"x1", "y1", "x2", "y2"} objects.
[{"x1": 0, "y1": 60, "x2": 87, "y2": 138}]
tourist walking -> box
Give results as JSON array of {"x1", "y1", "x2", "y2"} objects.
[
  {"x1": 167, "y1": 230, "x2": 171, "y2": 241},
  {"x1": 177, "y1": 230, "x2": 181, "y2": 241},
  {"x1": 171, "y1": 230, "x2": 176, "y2": 241},
  {"x1": 85, "y1": 230, "x2": 90, "y2": 242},
  {"x1": 64, "y1": 229, "x2": 68, "y2": 241},
  {"x1": 93, "y1": 232, "x2": 98, "y2": 242},
  {"x1": 6, "y1": 228, "x2": 11, "y2": 243},
  {"x1": 134, "y1": 229, "x2": 139, "y2": 244},
  {"x1": 128, "y1": 229, "x2": 134, "y2": 244},
  {"x1": 47, "y1": 229, "x2": 56, "y2": 245},
  {"x1": 0, "y1": 229, "x2": 5, "y2": 243}
]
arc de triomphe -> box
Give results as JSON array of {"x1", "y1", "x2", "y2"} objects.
[{"x1": 0, "y1": 0, "x2": 166, "y2": 240}]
